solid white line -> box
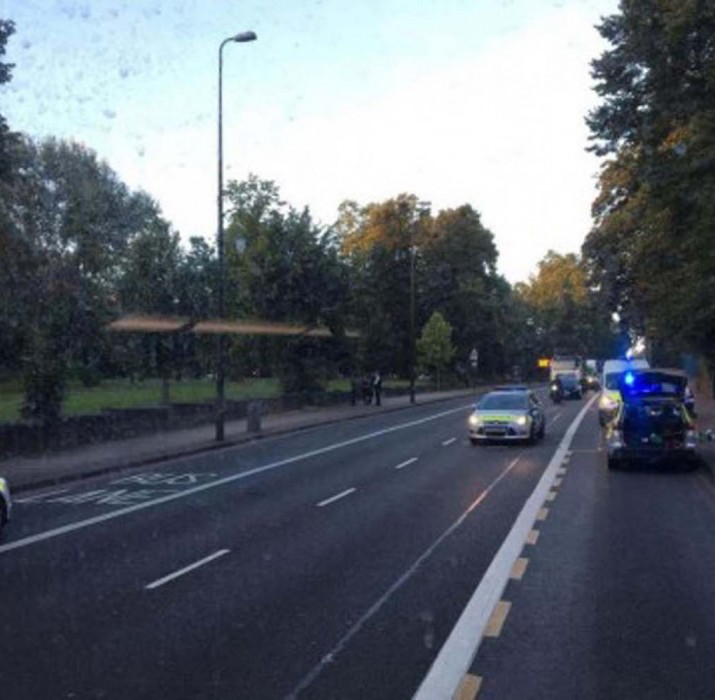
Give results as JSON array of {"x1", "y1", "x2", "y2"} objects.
[
  {"x1": 0, "y1": 404, "x2": 472, "y2": 555},
  {"x1": 316, "y1": 488, "x2": 356, "y2": 508},
  {"x1": 145, "y1": 549, "x2": 230, "y2": 590},
  {"x1": 413, "y1": 393, "x2": 597, "y2": 700},
  {"x1": 395, "y1": 457, "x2": 418, "y2": 470},
  {"x1": 285, "y1": 456, "x2": 522, "y2": 700},
  {"x1": 442, "y1": 437, "x2": 457, "y2": 446}
]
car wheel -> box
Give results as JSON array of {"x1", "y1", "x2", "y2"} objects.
[
  {"x1": 607, "y1": 455, "x2": 619, "y2": 470},
  {"x1": 538, "y1": 420, "x2": 545, "y2": 439},
  {"x1": 0, "y1": 498, "x2": 6, "y2": 530},
  {"x1": 469, "y1": 438, "x2": 478, "y2": 446}
]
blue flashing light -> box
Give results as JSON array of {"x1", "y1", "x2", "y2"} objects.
[{"x1": 624, "y1": 371, "x2": 636, "y2": 387}]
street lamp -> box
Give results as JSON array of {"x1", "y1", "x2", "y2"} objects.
[
  {"x1": 215, "y1": 30, "x2": 257, "y2": 442},
  {"x1": 409, "y1": 200, "x2": 431, "y2": 404}
]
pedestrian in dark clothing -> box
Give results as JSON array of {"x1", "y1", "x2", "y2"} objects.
[
  {"x1": 373, "y1": 371, "x2": 382, "y2": 406},
  {"x1": 350, "y1": 373, "x2": 358, "y2": 406}
]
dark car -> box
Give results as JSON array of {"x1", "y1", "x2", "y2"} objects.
[
  {"x1": 556, "y1": 373, "x2": 582, "y2": 399},
  {"x1": 604, "y1": 369, "x2": 698, "y2": 470}
]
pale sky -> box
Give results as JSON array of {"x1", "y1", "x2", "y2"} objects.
[{"x1": 1, "y1": 0, "x2": 618, "y2": 283}]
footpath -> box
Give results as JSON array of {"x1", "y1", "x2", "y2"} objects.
[
  {"x1": 0, "y1": 388, "x2": 478, "y2": 493},
  {"x1": 695, "y1": 388, "x2": 715, "y2": 478}
]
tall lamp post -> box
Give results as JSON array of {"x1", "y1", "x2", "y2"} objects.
[
  {"x1": 216, "y1": 30, "x2": 257, "y2": 442},
  {"x1": 409, "y1": 201, "x2": 431, "y2": 404}
]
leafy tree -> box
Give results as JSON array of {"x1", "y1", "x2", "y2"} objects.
[
  {"x1": 417, "y1": 311, "x2": 455, "y2": 389},
  {"x1": 0, "y1": 136, "x2": 166, "y2": 420},
  {"x1": 224, "y1": 175, "x2": 350, "y2": 393},
  {"x1": 517, "y1": 250, "x2": 617, "y2": 359},
  {"x1": 584, "y1": 0, "x2": 715, "y2": 374},
  {"x1": 0, "y1": 19, "x2": 16, "y2": 182}
]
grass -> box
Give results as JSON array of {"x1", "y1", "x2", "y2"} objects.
[
  {"x1": 0, "y1": 375, "x2": 426, "y2": 424},
  {"x1": 0, "y1": 377, "x2": 282, "y2": 424}
]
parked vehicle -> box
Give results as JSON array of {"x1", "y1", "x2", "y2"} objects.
[
  {"x1": 598, "y1": 358, "x2": 650, "y2": 426},
  {"x1": 468, "y1": 389, "x2": 546, "y2": 445},
  {"x1": 603, "y1": 369, "x2": 698, "y2": 470}
]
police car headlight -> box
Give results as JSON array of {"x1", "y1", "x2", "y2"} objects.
[
  {"x1": 469, "y1": 414, "x2": 481, "y2": 427},
  {"x1": 599, "y1": 395, "x2": 618, "y2": 411},
  {"x1": 515, "y1": 415, "x2": 528, "y2": 426}
]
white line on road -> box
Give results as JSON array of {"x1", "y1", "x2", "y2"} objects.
[
  {"x1": 395, "y1": 457, "x2": 418, "y2": 470},
  {"x1": 316, "y1": 488, "x2": 356, "y2": 508},
  {"x1": 442, "y1": 437, "x2": 457, "y2": 446},
  {"x1": 413, "y1": 393, "x2": 598, "y2": 700},
  {"x1": 146, "y1": 549, "x2": 230, "y2": 590},
  {"x1": 0, "y1": 404, "x2": 472, "y2": 555},
  {"x1": 285, "y1": 455, "x2": 522, "y2": 700},
  {"x1": 550, "y1": 412, "x2": 562, "y2": 425}
]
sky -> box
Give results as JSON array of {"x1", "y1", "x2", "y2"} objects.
[{"x1": 1, "y1": 0, "x2": 619, "y2": 283}]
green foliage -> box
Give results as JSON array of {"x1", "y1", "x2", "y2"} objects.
[
  {"x1": 224, "y1": 175, "x2": 349, "y2": 392},
  {"x1": 516, "y1": 250, "x2": 617, "y2": 359},
  {"x1": 584, "y1": 0, "x2": 715, "y2": 366},
  {"x1": 417, "y1": 312, "x2": 455, "y2": 388}
]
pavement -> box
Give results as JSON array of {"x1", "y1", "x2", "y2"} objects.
[
  {"x1": 695, "y1": 387, "x2": 715, "y2": 477},
  {"x1": 0, "y1": 387, "x2": 478, "y2": 493}
]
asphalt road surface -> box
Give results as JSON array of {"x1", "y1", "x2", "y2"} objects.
[{"x1": 2, "y1": 392, "x2": 712, "y2": 699}]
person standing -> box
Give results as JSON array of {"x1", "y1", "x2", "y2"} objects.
[{"x1": 373, "y1": 370, "x2": 382, "y2": 406}]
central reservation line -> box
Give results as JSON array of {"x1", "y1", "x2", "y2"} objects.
[
  {"x1": 146, "y1": 549, "x2": 230, "y2": 590},
  {"x1": 395, "y1": 457, "x2": 418, "y2": 470},
  {"x1": 316, "y1": 487, "x2": 357, "y2": 508}
]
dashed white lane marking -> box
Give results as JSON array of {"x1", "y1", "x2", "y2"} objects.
[
  {"x1": 413, "y1": 393, "x2": 597, "y2": 700},
  {"x1": 145, "y1": 549, "x2": 230, "y2": 590},
  {"x1": 550, "y1": 412, "x2": 563, "y2": 425},
  {"x1": 316, "y1": 488, "x2": 357, "y2": 508},
  {"x1": 0, "y1": 403, "x2": 472, "y2": 555},
  {"x1": 285, "y1": 456, "x2": 523, "y2": 700},
  {"x1": 442, "y1": 437, "x2": 457, "y2": 446},
  {"x1": 395, "y1": 457, "x2": 418, "y2": 470}
]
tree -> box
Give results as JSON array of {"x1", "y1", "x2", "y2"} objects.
[
  {"x1": 0, "y1": 136, "x2": 166, "y2": 421},
  {"x1": 0, "y1": 19, "x2": 16, "y2": 182},
  {"x1": 584, "y1": 0, "x2": 715, "y2": 374},
  {"x1": 517, "y1": 250, "x2": 617, "y2": 359},
  {"x1": 224, "y1": 175, "x2": 350, "y2": 394},
  {"x1": 417, "y1": 312, "x2": 455, "y2": 390}
]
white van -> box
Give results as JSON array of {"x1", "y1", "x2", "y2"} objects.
[{"x1": 599, "y1": 358, "x2": 650, "y2": 425}]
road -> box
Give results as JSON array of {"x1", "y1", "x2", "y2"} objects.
[{"x1": 1, "y1": 392, "x2": 714, "y2": 699}]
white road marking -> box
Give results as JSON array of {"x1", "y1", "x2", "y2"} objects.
[
  {"x1": 146, "y1": 549, "x2": 230, "y2": 590},
  {"x1": 285, "y1": 455, "x2": 522, "y2": 700},
  {"x1": 413, "y1": 393, "x2": 598, "y2": 700},
  {"x1": 316, "y1": 488, "x2": 356, "y2": 508},
  {"x1": 550, "y1": 412, "x2": 562, "y2": 425},
  {"x1": 442, "y1": 437, "x2": 457, "y2": 446},
  {"x1": 14, "y1": 487, "x2": 71, "y2": 504},
  {"x1": 395, "y1": 457, "x2": 418, "y2": 470},
  {"x1": 0, "y1": 404, "x2": 471, "y2": 555}
]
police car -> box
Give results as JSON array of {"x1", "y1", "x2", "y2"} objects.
[
  {"x1": 603, "y1": 369, "x2": 698, "y2": 469},
  {"x1": 468, "y1": 389, "x2": 546, "y2": 444}
]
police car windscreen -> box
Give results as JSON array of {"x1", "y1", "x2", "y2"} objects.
[
  {"x1": 478, "y1": 393, "x2": 529, "y2": 410},
  {"x1": 605, "y1": 372, "x2": 622, "y2": 390}
]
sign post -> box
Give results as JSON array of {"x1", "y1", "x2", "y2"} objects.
[{"x1": 469, "y1": 348, "x2": 479, "y2": 390}]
